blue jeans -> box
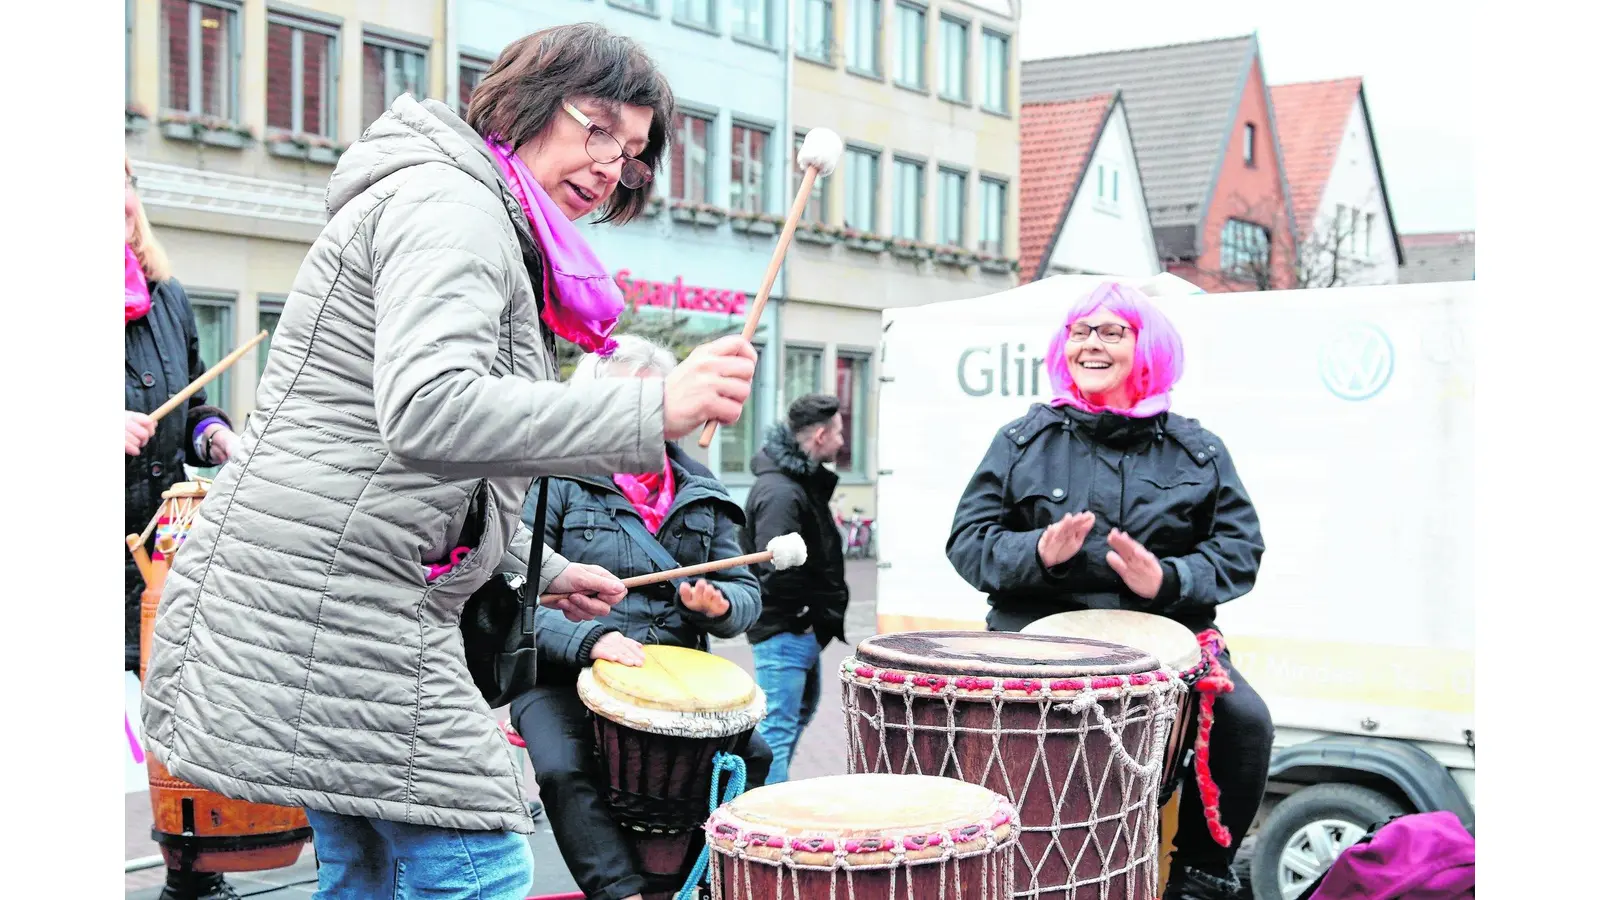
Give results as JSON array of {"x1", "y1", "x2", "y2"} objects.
[
  {"x1": 305, "y1": 809, "x2": 534, "y2": 900},
  {"x1": 751, "y1": 629, "x2": 823, "y2": 785}
]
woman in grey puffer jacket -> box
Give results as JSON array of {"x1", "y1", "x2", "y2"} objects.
[{"x1": 140, "y1": 24, "x2": 756, "y2": 900}]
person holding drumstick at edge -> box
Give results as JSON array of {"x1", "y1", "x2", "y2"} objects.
[
  {"x1": 141, "y1": 24, "x2": 757, "y2": 900},
  {"x1": 124, "y1": 158, "x2": 244, "y2": 900},
  {"x1": 945, "y1": 281, "x2": 1272, "y2": 900},
  {"x1": 506, "y1": 334, "x2": 772, "y2": 900}
]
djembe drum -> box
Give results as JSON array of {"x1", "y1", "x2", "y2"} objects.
[
  {"x1": 704, "y1": 773, "x2": 1017, "y2": 900},
  {"x1": 578, "y1": 644, "x2": 767, "y2": 899},
  {"x1": 132, "y1": 481, "x2": 313, "y2": 873},
  {"x1": 1021, "y1": 611, "x2": 1205, "y2": 804},
  {"x1": 841, "y1": 631, "x2": 1182, "y2": 900}
]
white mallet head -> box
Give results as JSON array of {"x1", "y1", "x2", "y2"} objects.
[
  {"x1": 797, "y1": 128, "x2": 844, "y2": 177},
  {"x1": 767, "y1": 532, "x2": 808, "y2": 570}
]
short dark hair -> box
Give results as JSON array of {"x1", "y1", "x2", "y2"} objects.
[
  {"x1": 788, "y1": 394, "x2": 841, "y2": 433},
  {"x1": 466, "y1": 23, "x2": 675, "y2": 225}
]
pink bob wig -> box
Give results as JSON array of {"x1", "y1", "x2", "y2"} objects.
[{"x1": 1045, "y1": 281, "x2": 1186, "y2": 407}]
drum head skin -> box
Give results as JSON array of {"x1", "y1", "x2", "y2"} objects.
[
  {"x1": 855, "y1": 630, "x2": 1157, "y2": 678},
  {"x1": 1021, "y1": 609, "x2": 1204, "y2": 673},
  {"x1": 708, "y1": 773, "x2": 1014, "y2": 864},
  {"x1": 579, "y1": 645, "x2": 766, "y2": 738},
  {"x1": 592, "y1": 645, "x2": 756, "y2": 713}
]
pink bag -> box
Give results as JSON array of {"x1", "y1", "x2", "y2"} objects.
[{"x1": 1306, "y1": 811, "x2": 1474, "y2": 899}]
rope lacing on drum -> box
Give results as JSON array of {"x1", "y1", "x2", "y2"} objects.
[
  {"x1": 1192, "y1": 629, "x2": 1234, "y2": 849},
  {"x1": 677, "y1": 751, "x2": 746, "y2": 900}
]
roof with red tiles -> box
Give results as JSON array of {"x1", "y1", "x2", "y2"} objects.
[
  {"x1": 1269, "y1": 78, "x2": 1364, "y2": 229},
  {"x1": 1019, "y1": 92, "x2": 1118, "y2": 282}
]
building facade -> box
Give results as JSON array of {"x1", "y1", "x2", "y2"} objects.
[
  {"x1": 785, "y1": 0, "x2": 1021, "y2": 515},
  {"x1": 126, "y1": 0, "x2": 449, "y2": 428}
]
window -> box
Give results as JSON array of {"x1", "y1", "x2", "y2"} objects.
[
  {"x1": 189, "y1": 292, "x2": 236, "y2": 422},
  {"x1": 671, "y1": 111, "x2": 714, "y2": 203},
  {"x1": 161, "y1": 0, "x2": 242, "y2": 120},
  {"x1": 846, "y1": 0, "x2": 881, "y2": 75},
  {"x1": 1220, "y1": 218, "x2": 1271, "y2": 277},
  {"x1": 459, "y1": 56, "x2": 491, "y2": 115},
  {"x1": 1113, "y1": 170, "x2": 1120, "y2": 202},
  {"x1": 835, "y1": 352, "x2": 870, "y2": 474},
  {"x1": 731, "y1": 0, "x2": 770, "y2": 43},
  {"x1": 894, "y1": 2, "x2": 926, "y2": 89},
  {"x1": 939, "y1": 16, "x2": 968, "y2": 101},
  {"x1": 1365, "y1": 212, "x2": 1376, "y2": 257},
  {"x1": 1096, "y1": 165, "x2": 1120, "y2": 205},
  {"x1": 257, "y1": 296, "x2": 285, "y2": 380},
  {"x1": 362, "y1": 33, "x2": 427, "y2": 127},
  {"x1": 796, "y1": 132, "x2": 831, "y2": 223},
  {"x1": 730, "y1": 123, "x2": 771, "y2": 214},
  {"x1": 674, "y1": 0, "x2": 714, "y2": 29},
  {"x1": 1243, "y1": 122, "x2": 1257, "y2": 166},
  {"x1": 127, "y1": 0, "x2": 135, "y2": 103},
  {"x1": 845, "y1": 147, "x2": 880, "y2": 232},
  {"x1": 937, "y1": 167, "x2": 966, "y2": 246},
  {"x1": 892, "y1": 157, "x2": 924, "y2": 240},
  {"x1": 718, "y1": 341, "x2": 767, "y2": 476},
  {"x1": 266, "y1": 11, "x2": 338, "y2": 138},
  {"x1": 800, "y1": 0, "x2": 834, "y2": 60},
  {"x1": 784, "y1": 346, "x2": 824, "y2": 407},
  {"x1": 610, "y1": 0, "x2": 658, "y2": 11},
  {"x1": 981, "y1": 29, "x2": 1008, "y2": 112},
  {"x1": 979, "y1": 177, "x2": 1006, "y2": 254}
]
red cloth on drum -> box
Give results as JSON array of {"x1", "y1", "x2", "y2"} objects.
[{"x1": 1194, "y1": 629, "x2": 1235, "y2": 848}]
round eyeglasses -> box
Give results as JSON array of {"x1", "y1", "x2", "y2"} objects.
[
  {"x1": 563, "y1": 102, "x2": 652, "y2": 190},
  {"x1": 1067, "y1": 323, "x2": 1133, "y2": 344}
]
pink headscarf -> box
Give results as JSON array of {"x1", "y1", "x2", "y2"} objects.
[
  {"x1": 484, "y1": 139, "x2": 623, "y2": 354},
  {"x1": 1045, "y1": 281, "x2": 1185, "y2": 419}
]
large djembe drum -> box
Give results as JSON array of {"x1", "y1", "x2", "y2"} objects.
[
  {"x1": 133, "y1": 481, "x2": 313, "y2": 873},
  {"x1": 841, "y1": 631, "x2": 1183, "y2": 900},
  {"x1": 578, "y1": 644, "x2": 767, "y2": 899},
  {"x1": 704, "y1": 773, "x2": 1018, "y2": 900}
]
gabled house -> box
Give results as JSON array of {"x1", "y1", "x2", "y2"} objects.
[
  {"x1": 1270, "y1": 77, "x2": 1404, "y2": 286},
  {"x1": 1022, "y1": 34, "x2": 1299, "y2": 292},
  {"x1": 1019, "y1": 91, "x2": 1161, "y2": 282}
]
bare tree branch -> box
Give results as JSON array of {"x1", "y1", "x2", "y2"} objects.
[{"x1": 1186, "y1": 191, "x2": 1379, "y2": 291}]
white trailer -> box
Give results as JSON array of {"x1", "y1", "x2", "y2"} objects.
[{"x1": 873, "y1": 274, "x2": 1474, "y2": 899}]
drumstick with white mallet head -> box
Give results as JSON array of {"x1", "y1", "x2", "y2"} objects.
[
  {"x1": 539, "y1": 533, "x2": 807, "y2": 606},
  {"x1": 697, "y1": 127, "x2": 845, "y2": 449}
]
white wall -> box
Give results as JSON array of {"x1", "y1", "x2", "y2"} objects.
[
  {"x1": 1045, "y1": 103, "x2": 1161, "y2": 278},
  {"x1": 1307, "y1": 99, "x2": 1401, "y2": 286}
]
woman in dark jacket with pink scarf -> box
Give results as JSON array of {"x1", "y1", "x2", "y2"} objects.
[{"x1": 508, "y1": 336, "x2": 766, "y2": 900}]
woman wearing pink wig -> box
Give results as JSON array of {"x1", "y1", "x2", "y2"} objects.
[{"x1": 946, "y1": 281, "x2": 1271, "y2": 900}]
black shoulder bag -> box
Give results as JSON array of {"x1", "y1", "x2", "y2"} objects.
[{"x1": 459, "y1": 479, "x2": 546, "y2": 708}]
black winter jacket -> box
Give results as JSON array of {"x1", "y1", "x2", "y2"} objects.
[
  {"x1": 946, "y1": 403, "x2": 1264, "y2": 633},
  {"x1": 742, "y1": 424, "x2": 848, "y2": 646},
  {"x1": 124, "y1": 278, "x2": 232, "y2": 669},
  {"x1": 523, "y1": 443, "x2": 761, "y2": 684}
]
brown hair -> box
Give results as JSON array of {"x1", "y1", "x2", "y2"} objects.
[
  {"x1": 467, "y1": 23, "x2": 675, "y2": 225},
  {"x1": 126, "y1": 154, "x2": 171, "y2": 282}
]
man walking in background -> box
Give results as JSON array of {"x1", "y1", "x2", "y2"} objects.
[{"x1": 742, "y1": 394, "x2": 849, "y2": 784}]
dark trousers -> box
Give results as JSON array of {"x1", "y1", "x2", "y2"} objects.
[
  {"x1": 1171, "y1": 647, "x2": 1274, "y2": 876},
  {"x1": 510, "y1": 685, "x2": 772, "y2": 900}
]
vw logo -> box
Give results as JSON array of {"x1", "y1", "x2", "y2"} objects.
[{"x1": 1319, "y1": 323, "x2": 1394, "y2": 401}]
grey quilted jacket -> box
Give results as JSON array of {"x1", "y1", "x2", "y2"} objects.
[{"x1": 141, "y1": 95, "x2": 666, "y2": 835}]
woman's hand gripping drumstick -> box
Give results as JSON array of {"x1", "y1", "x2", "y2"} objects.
[
  {"x1": 539, "y1": 533, "x2": 808, "y2": 616},
  {"x1": 697, "y1": 128, "x2": 844, "y2": 449}
]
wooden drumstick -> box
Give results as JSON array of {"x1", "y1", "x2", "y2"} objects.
[
  {"x1": 698, "y1": 128, "x2": 845, "y2": 449},
  {"x1": 539, "y1": 533, "x2": 806, "y2": 605},
  {"x1": 148, "y1": 330, "x2": 268, "y2": 425}
]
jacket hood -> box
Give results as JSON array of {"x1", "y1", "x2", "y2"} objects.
[
  {"x1": 752, "y1": 423, "x2": 816, "y2": 481},
  {"x1": 327, "y1": 95, "x2": 512, "y2": 219}
]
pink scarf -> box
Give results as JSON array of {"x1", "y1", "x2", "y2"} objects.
[
  {"x1": 1052, "y1": 389, "x2": 1171, "y2": 419},
  {"x1": 614, "y1": 454, "x2": 676, "y2": 535},
  {"x1": 125, "y1": 244, "x2": 151, "y2": 324},
  {"x1": 484, "y1": 139, "x2": 622, "y2": 354}
]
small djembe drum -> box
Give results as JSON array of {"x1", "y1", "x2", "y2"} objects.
[
  {"x1": 704, "y1": 773, "x2": 1018, "y2": 900},
  {"x1": 131, "y1": 480, "x2": 314, "y2": 873},
  {"x1": 841, "y1": 631, "x2": 1182, "y2": 900},
  {"x1": 578, "y1": 644, "x2": 767, "y2": 899}
]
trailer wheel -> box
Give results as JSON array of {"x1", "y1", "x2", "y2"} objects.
[{"x1": 1249, "y1": 783, "x2": 1405, "y2": 900}]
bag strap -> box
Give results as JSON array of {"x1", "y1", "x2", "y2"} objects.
[
  {"x1": 614, "y1": 510, "x2": 686, "y2": 585},
  {"x1": 520, "y1": 477, "x2": 551, "y2": 639}
]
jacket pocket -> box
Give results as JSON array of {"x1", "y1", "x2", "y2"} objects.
[
  {"x1": 558, "y1": 505, "x2": 625, "y2": 572},
  {"x1": 426, "y1": 483, "x2": 501, "y2": 592},
  {"x1": 666, "y1": 508, "x2": 716, "y2": 563}
]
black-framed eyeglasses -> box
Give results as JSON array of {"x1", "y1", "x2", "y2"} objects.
[
  {"x1": 127, "y1": 174, "x2": 139, "y2": 190},
  {"x1": 1067, "y1": 323, "x2": 1133, "y2": 344},
  {"x1": 563, "y1": 102, "x2": 652, "y2": 190}
]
